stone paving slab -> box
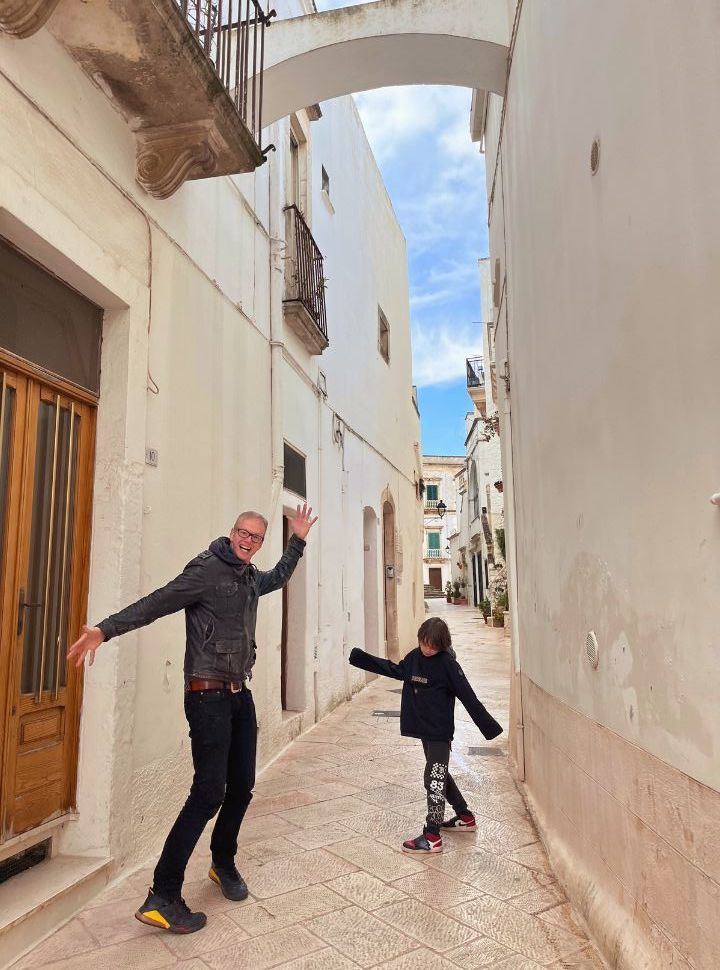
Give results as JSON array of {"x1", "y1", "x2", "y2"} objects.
[{"x1": 11, "y1": 604, "x2": 607, "y2": 970}]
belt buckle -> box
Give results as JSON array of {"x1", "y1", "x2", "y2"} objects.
[{"x1": 230, "y1": 681, "x2": 242, "y2": 693}]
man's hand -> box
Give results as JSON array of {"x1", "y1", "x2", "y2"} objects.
[
  {"x1": 67, "y1": 625, "x2": 105, "y2": 668},
  {"x1": 289, "y1": 502, "x2": 318, "y2": 541}
]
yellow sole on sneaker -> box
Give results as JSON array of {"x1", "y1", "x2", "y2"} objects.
[{"x1": 134, "y1": 909, "x2": 205, "y2": 934}]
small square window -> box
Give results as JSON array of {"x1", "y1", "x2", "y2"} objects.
[
  {"x1": 283, "y1": 442, "x2": 306, "y2": 498},
  {"x1": 378, "y1": 308, "x2": 390, "y2": 364}
]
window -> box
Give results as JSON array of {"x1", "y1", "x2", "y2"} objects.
[
  {"x1": 0, "y1": 238, "x2": 102, "y2": 393},
  {"x1": 425, "y1": 484, "x2": 438, "y2": 502},
  {"x1": 427, "y1": 532, "x2": 441, "y2": 550},
  {"x1": 469, "y1": 461, "x2": 479, "y2": 520},
  {"x1": 283, "y1": 442, "x2": 306, "y2": 498},
  {"x1": 378, "y1": 308, "x2": 390, "y2": 363},
  {"x1": 289, "y1": 131, "x2": 300, "y2": 208},
  {"x1": 321, "y1": 165, "x2": 330, "y2": 196}
]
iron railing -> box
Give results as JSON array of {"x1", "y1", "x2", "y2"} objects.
[
  {"x1": 176, "y1": 0, "x2": 274, "y2": 146},
  {"x1": 466, "y1": 356, "x2": 485, "y2": 388},
  {"x1": 283, "y1": 205, "x2": 328, "y2": 342},
  {"x1": 425, "y1": 548, "x2": 443, "y2": 559}
]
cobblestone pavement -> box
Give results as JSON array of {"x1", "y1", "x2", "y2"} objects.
[{"x1": 14, "y1": 603, "x2": 606, "y2": 970}]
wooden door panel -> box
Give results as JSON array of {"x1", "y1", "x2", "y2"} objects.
[{"x1": 0, "y1": 364, "x2": 95, "y2": 840}]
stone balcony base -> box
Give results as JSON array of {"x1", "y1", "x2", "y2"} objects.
[{"x1": 0, "y1": 0, "x2": 265, "y2": 198}]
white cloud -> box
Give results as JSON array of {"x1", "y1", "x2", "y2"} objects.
[{"x1": 412, "y1": 320, "x2": 483, "y2": 388}]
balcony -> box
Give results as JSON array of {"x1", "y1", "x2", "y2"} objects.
[
  {"x1": 283, "y1": 205, "x2": 329, "y2": 355},
  {"x1": 0, "y1": 0, "x2": 270, "y2": 198},
  {"x1": 425, "y1": 499, "x2": 439, "y2": 510},
  {"x1": 466, "y1": 356, "x2": 487, "y2": 415},
  {"x1": 425, "y1": 548, "x2": 443, "y2": 560}
]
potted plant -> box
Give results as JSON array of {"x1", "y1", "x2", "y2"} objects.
[
  {"x1": 480, "y1": 597, "x2": 491, "y2": 623},
  {"x1": 492, "y1": 606, "x2": 505, "y2": 628},
  {"x1": 445, "y1": 580, "x2": 453, "y2": 603},
  {"x1": 451, "y1": 581, "x2": 461, "y2": 604},
  {"x1": 457, "y1": 578, "x2": 468, "y2": 606}
]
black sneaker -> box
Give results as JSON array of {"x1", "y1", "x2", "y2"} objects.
[
  {"x1": 135, "y1": 888, "x2": 207, "y2": 934},
  {"x1": 209, "y1": 861, "x2": 249, "y2": 901}
]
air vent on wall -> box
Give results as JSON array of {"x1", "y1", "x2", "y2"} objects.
[{"x1": 586, "y1": 631, "x2": 599, "y2": 669}]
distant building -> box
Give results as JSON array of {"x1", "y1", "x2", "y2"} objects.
[{"x1": 420, "y1": 456, "x2": 464, "y2": 597}]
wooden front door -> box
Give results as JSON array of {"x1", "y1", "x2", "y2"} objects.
[
  {"x1": 0, "y1": 363, "x2": 95, "y2": 840},
  {"x1": 428, "y1": 567, "x2": 442, "y2": 590}
]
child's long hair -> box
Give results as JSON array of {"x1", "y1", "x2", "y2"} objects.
[{"x1": 417, "y1": 617, "x2": 451, "y2": 652}]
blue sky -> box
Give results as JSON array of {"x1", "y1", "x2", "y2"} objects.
[{"x1": 314, "y1": 1, "x2": 490, "y2": 456}]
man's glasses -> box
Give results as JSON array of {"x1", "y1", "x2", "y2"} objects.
[{"x1": 233, "y1": 527, "x2": 265, "y2": 545}]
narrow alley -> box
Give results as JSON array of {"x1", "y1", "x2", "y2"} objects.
[{"x1": 13, "y1": 605, "x2": 605, "y2": 970}]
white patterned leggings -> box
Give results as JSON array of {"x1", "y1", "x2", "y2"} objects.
[{"x1": 422, "y1": 739, "x2": 469, "y2": 835}]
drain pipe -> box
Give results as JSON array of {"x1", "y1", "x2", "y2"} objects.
[{"x1": 267, "y1": 127, "x2": 285, "y2": 536}]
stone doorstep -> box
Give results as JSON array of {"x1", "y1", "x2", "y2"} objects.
[{"x1": 0, "y1": 853, "x2": 112, "y2": 970}]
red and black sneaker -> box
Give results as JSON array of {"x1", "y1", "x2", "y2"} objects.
[
  {"x1": 441, "y1": 812, "x2": 477, "y2": 831},
  {"x1": 402, "y1": 831, "x2": 443, "y2": 853}
]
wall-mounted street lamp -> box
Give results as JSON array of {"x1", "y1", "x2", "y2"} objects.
[{"x1": 436, "y1": 499, "x2": 447, "y2": 518}]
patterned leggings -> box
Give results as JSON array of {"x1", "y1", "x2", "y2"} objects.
[{"x1": 422, "y1": 739, "x2": 469, "y2": 835}]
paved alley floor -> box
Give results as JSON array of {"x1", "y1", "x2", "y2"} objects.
[{"x1": 13, "y1": 604, "x2": 606, "y2": 970}]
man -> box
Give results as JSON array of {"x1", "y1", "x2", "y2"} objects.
[{"x1": 68, "y1": 504, "x2": 317, "y2": 934}]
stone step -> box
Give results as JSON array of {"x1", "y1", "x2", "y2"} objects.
[{"x1": 0, "y1": 852, "x2": 112, "y2": 969}]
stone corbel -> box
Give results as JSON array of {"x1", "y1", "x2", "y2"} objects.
[
  {"x1": 0, "y1": 0, "x2": 63, "y2": 37},
  {"x1": 135, "y1": 122, "x2": 224, "y2": 200}
]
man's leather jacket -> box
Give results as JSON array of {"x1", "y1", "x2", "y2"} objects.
[{"x1": 97, "y1": 535, "x2": 305, "y2": 682}]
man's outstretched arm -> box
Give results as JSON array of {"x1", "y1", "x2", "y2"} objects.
[
  {"x1": 68, "y1": 561, "x2": 206, "y2": 667},
  {"x1": 257, "y1": 503, "x2": 318, "y2": 595}
]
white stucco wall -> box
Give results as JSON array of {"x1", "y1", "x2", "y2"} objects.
[
  {"x1": 487, "y1": 2, "x2": 720, "y2": 965},
  {"x1": 0, "y1": 0, "x2": 422, "y2": 873}
]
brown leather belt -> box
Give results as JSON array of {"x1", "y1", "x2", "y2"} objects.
[{"x1": 186, "y1": 679, "x2": 244, "y2": 693}]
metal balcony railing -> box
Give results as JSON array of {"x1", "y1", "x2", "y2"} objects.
[
  {"x1": 284, "y1": 205, "x2": 328, "y2": 342},
  {"x1": 466, "y1": 356, "x2": 485, "y2": 388},
  {"x1": 425, "y1": 548, "x2": 442, "y2": 559},
  {"x1": 177, "y1": 0, "x2": 273, "y2": 145}
]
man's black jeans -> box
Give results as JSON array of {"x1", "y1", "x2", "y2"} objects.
[{"x1": 153, "y1": 686, "x2": 257, "y2": 899}]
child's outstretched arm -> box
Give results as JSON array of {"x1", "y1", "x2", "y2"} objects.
[
  {"x1": 349, "y1": 647, "x2": 406, "y2": 680},
  {"x1": 446, "y1": 657, "x2": 503, "y2": 740}
]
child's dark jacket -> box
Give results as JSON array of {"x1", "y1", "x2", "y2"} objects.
[{"x1": 349, "y1": 647, "x2": 502, "y2": 742}]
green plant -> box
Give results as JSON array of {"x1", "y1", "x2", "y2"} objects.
[
  {"x1": 444, "y1": 581, "x2": 452, "y2": 596},
  {"x1": 496, "y1": 590, "x2": 509, "y2": 611},
  {"x1": 495, "y1": 527, "x2": 506, "y2": 561},
  {"x1": 492, "y1": 606, "x2": 505, "y2": 625},
  {"x1": 480, "y1": 597, "x2": 491, "y2": 617},
  {"x1": 452, "y1": 581, "x2": 461, "y2": 598}
]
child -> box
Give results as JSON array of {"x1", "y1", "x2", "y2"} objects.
[{"x1": 349, "y1": 617, "x2": 502, "y2": 853}]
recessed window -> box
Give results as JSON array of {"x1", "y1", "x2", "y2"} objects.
[
  {"x1": 283, "y1": 442, "x2": 306, "y2": 498},
  {"x1": 321, "y1": 166, "x2": 330, "y2": 196},
  {"x1": 427, "y1": 532, "x2": 441, "y2": 550},
  {"x1": 378, "y1": 308, "x2": 390, "y2": 364},
  {"x1": 425, "y1": 484, "x2": 438, "y2": 502}
]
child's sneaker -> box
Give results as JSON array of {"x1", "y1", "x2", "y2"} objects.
[
  {"x1": 441, "y1": 812, "x2": 476, "y2": 831},
  {"x1": 402, "y1": 831, "x2": 443, "y2": 853}
]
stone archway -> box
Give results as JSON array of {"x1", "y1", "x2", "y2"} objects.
[{"x1": 262, "y1": 0, "x2": 510, "y2": 127}]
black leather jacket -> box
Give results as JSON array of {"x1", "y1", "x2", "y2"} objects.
[{"x1": 97, "y1": 535, "x2": 305, "y2": 681}]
